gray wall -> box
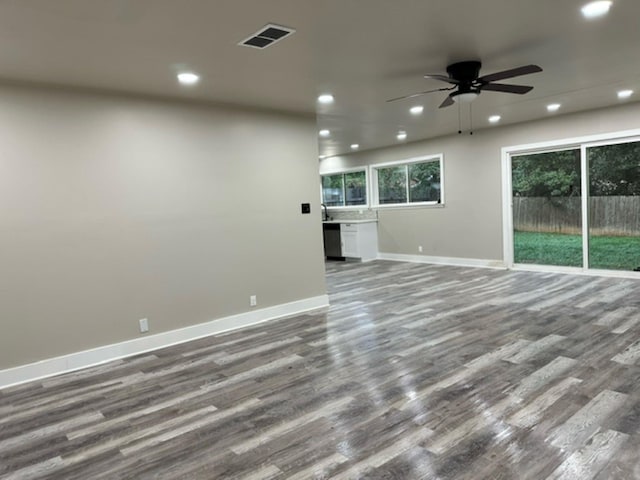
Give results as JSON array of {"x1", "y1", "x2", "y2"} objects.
[
  {"x1": 320, "y1": 102, "x2": 640, "y2": 261},
  {"x1": 0, "y1": 84, "x2": 326, "y2": 369}
]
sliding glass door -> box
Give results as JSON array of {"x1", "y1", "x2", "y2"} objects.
[
  {"x1": 587, "y1": 141, "x2": 640, "y2": 272},
  {"x1": 509, "y1": 137, "x2": 640, "y2": 274},
  {"x1": 511, "y1": 149, "x2": 583, "y2": 267}
]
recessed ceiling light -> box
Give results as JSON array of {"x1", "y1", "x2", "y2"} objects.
[
  {"x1": 410, "y1": 106, "x2": 424, "y2": 115},
  {"x1": 350, "y1": 144, "x2": 360, "y2": 150},
  {"x1": 547, "y1": 103, "x2": 561, "y2": 112},
  {"x1": 177, "y1": 72, "x2": 200, "y2": 85},
  {"x1": 318, "y1": 94, "x2": 334, "y2": 104},
  {"x1": 581, "y1": 1, "x2": 613, "y2": 19},
  {"x1": 488, "y1": 115, "x2": 501, "y2": 124},
  {"x1": 397, "y1": 131, "x2": 407, "y2": 141},
  {"x1": 319, "y1": 129, "x2": 330, "y2": 137},
  {"x1": 618, "y1": 89, "x2": 634, "y2": 99}
]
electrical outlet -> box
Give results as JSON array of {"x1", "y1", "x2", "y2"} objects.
[
  {"x1": 139, "y1": 318, "x2": 149, "y2": 333},
  {"x1": 418, "y1": 245, "x2": 423, "y2": 253},
  {"x1": 250, "y1": 295, "x2": 257, "y2": 307}
]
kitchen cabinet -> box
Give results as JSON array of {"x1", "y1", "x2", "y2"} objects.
[{"x1": 340, "y1": 221, "x2": 378, "y2": 261}]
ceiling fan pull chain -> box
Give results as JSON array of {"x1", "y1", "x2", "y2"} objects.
[
  {"x1": 458, "y1": 101, "x2": 462, "y2": 134},
  {"x1": 469, "y1": 103, "x2": 473, "y2": 135}
]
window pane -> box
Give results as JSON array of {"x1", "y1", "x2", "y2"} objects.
[
  {"x1": 588, "y1": 141, "x2": 640, "y2": 271},
  {"x1": 409, "y1": 161, "x2": 441, "y2": 203},
  {"x1": 344, "y1": 171, "x2": 367, "y2": 205},
  {"x1": 511, "y1": 149, "x2": 582, "y2": 267},
  {"x1": 377, "y1": 166, "x2": 407, "y2": 204},
  {"x1": 321, "y1": 174, "x2": 344, "y2": 206}
]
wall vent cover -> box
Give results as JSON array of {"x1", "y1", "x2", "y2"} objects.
[{"x1": 239, "y1": 24, "x2": 296, "y2": 49}]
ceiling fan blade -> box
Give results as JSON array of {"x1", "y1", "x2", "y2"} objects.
[
  {"x1": 386, "y1": 87, "x2": 454, "y2": 103},
  {"x1": 424, "y1": 74, "x2": 459, "y2": 84},
  {"x1": 481, "y1": 83, "x2": 534, "y2": 94},
  {"x1": 478, "y1": 64, "x2": 542, "y2": 83},
  {"x1": 439, "y1": 95, "x2": 455, "y2": 108}
]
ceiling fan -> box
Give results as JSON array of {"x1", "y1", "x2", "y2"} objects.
[{"x1": 388, "y1": 61, "x2": 543, "y2": 108}]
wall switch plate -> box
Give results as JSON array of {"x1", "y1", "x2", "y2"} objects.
[
  {"x1": 418, "y1": 245, "x2": 423, "y2": 253},
  {"x1": 301, "y1": 203, "x2": 311, "y2": 214},
  {"x1": 250, "y1": 295, "x2": 257, "y2": 307},
  {"x1": 139, "y1": 318, "x2": 149, "y2": 333}
]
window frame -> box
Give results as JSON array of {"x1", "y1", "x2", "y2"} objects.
[
  {"x1": 320, "y1": 167, "x2": 369, "y2": 209},
  {"x1": 370, "y1": 154, "x2": 444, "y2": 208}
]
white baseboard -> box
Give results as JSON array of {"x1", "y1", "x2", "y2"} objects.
[
  {"x1": 377, "y1": 252, "x2": 506, "y2": 269},
  {"x1": 0, "y1": 295, "x2": 329, "y2": 389}
]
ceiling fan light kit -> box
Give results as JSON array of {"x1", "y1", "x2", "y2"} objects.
[{"x1": 452, "y1": 91, "x2": 480, "y2": 103}]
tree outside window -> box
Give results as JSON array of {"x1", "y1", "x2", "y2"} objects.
[
  {"x1": 409, "y1": 161, "x2": 441, "y2": 203},
  {"x1": 378, "y1": 166, "x2": 407, "y2": 204},
  {"x1": 321, "y1": 171, "x2": 367, "y2": 207},
  {"x1": 375, "y1": 157, "x2": 442, "y2": 206}
]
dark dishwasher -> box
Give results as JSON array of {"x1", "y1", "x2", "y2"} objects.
[{"x1": 322, "y1": 223, "x2": 344, "y2": 259}]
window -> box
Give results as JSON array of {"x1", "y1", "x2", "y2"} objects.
[
  {"x1": 511, "y1": 148, "x2": 583, "y2": 267},
  {"x1": 372, "y1": 155, "x2": 443, "y2": 206},
  {"x1": 321, "y1": 169, "x2": 367, "y2": 207}
]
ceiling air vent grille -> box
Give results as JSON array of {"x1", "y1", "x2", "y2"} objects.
[{"x1": 239, "y1": 24, "x2": 296, "y2": 49}]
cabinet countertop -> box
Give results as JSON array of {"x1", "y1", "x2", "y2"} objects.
[{"x1": 322, "y1": 219, "x2": 378, "y2": 224}]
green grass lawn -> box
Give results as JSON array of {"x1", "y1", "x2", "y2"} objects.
[{"x1": 514, "y1": 231, "x2": 640, "y2": 271}]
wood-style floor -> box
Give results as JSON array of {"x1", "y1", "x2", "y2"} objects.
[{"x1": 1, "y1": 261, "x2": 640, "y2": 479}]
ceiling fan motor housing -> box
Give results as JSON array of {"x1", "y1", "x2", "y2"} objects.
[{"x1": 447, "y1": 61, "x2": 482, "y2": 93}]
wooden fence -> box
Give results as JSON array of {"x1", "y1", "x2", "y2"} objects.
[{"x1": 513, "y1": 196, "x2": 640, "y2": 236}]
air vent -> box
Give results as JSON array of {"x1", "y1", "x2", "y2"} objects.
[{"x1": 239, "y1": 24, "x2": 296, "y2": 49}]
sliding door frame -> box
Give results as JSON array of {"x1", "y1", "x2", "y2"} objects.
[{"x1": 501, "y1": 128, "x2": 640, "y2": 278}]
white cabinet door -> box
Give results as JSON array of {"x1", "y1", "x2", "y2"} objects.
[
  {"x1": 340, "y1": 222, "x2": 378, "y2": 260},
  {"x1": 341, "y1": 231, "x2": 359, "y2": 257}
]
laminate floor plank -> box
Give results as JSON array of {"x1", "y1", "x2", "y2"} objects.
[
  {"x1": 546, "y1": 429, "x2": 629, "y2": 480},
  {"x1": 2, "y1": 260, "x2": 640, "y2": 479},
  {"x1": 613, "y1": 339, "x2": 640, "y2": 365},
  {"x1": 548, "y1": 389, "x2": 628, "y2": 452}
]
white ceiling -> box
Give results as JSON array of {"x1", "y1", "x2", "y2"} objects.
[{"x1": 1, "y1": 0, "x2": 639, "y2": 156}]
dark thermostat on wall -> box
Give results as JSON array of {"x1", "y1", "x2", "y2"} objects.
[{"x1": 301, "y1": 203, "x2": 311, "y2": 214}]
